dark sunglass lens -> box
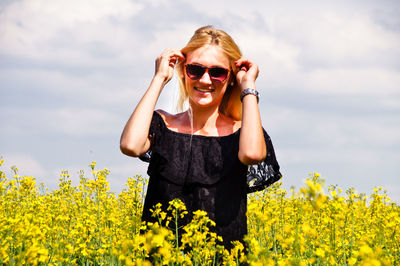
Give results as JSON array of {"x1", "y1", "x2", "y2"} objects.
[
  {"x1": 209, "y1": 67, "x2": 228, "y2": 81},
  {"x1": 186, "y1": 65, "x2": 205, "y2": 79}
]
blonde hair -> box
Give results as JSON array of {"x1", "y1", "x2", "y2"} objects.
[{"x1": 176, "y1": 26, "x2": 243, "y2": 121}]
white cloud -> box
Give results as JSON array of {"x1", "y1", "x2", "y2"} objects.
[
  {"x1": 46, "y1": 108, "x2": 123, "y2": 136},
  {"x1": 140, "y1": 23, "x2": 200, "y2": 57},
  {"x1": 279, "y1": 11, "x2": 400, "y2": 60},
  {"x1": 302, "y1": 68, "x2": 400, "y2": 95},
  {"x1": 232, "y1": 27, "x2": 300, "y2": 73},
  {"x1": 264, "y1": 104, "x2": 400, "y2": 155},
  {"x1": 2, "y1": 106, "x2": 124, "y2": 137},
  {"x1": 0, "y1": 67, "x2": 151, "y2": 109},
  {"x1": 0, "y1": 0, "x2": 144, "y2": 63},
  {"x1": 22, "y1": 0, "x2": 141, "y2": 24},
  {"x1": 379, "y1": 98, "x2": 400, "y2": 110},
  {"x1": 1, "y1": 154, "x2": 46, "y2": 178}
]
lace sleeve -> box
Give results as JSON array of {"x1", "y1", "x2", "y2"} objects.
[
  {"x1": 246, "y1": 131, "x2": 282, "y2": 193},
  {"x1": 139, "y1": 149, "x2": 152, "y2": 163},
  {"x1": 138, "y1": 111, "x2": 161, "y2": 163}
]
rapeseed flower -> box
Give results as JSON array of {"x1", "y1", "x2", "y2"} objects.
[{"x1": 0, "y1": 160, "x2": 399, "y2": 264}]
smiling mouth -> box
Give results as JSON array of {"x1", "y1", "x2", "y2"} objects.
[{"x1": 195, "y1": 87, "x2": 215, "y2": 93}]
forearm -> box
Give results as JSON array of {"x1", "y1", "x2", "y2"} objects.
[
  {"x1": 120, "y1": 75, "x2": 165, "y2": 157},
  {"x1": 238, "y1": 86, "x2": 266, "y2": 165}
]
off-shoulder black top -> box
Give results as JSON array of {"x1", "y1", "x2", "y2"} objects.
[{"x1": 140, "y1": 111, "x2": 281, "y2": 248}]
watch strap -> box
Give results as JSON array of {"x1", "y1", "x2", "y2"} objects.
[{"x1": 240, "y1": 88, "x2": 259, "y2": 102}]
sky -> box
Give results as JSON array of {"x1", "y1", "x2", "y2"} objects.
[{"x1": 1, "y1": 0, "x2": 399, "y2": 202}]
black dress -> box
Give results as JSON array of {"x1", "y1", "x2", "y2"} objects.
[{"x1": 140, "y1": 111, "x2": 281, "y2": 248}]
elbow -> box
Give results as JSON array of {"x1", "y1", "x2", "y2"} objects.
[
  {"x1": 238, "y1": 148, "x2": 267, "y2": 165},
  {"x1": 120, "y1": 141, "x2": 142, "y2": 157}
]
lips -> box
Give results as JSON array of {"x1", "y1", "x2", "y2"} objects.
[{"x1": 195, "y1": 87, "x2": 215, "y2": 93}]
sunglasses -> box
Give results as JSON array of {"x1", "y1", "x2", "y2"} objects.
[{"x1": 185, "y1": 64, "x2": 229, "y2": 82}]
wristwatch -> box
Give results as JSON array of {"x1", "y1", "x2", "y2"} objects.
[{"x1": 240, "y1": 88, "x2": 259, "y2": 103}]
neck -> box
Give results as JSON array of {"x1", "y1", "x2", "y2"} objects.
[{"x1": 186, "y1": 104, "x2": 221, "y2": 132}]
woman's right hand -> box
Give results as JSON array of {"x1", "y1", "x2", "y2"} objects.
[
  {"x1": 154, "y1": 49, "x2": 185, "y2": 84},
  {"x1": 120, "y1": 49, "x2": 184, "y2": 157}
]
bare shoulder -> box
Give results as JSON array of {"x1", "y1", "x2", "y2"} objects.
[
  {"x1": 228, "y1": 118, "x2": 242, "y2": 133},
  {"x1": 218, "y1": 113, "x2": 242, "y2": 134},
  {"x1": 155, "y1": 109, "x2": 170, "y2": 120},
  {"x1": 155, "y1": 109, "x2": 187, "y2": 131},
  {"x1": 233, "y1": 120, "x2": 242, "y2": 132}
]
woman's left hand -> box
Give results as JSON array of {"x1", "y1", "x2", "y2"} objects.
[{"x1": 235, "y1": 58, "x2": 259, "y2": 90}]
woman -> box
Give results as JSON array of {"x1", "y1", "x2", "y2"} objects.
[{"x1": 120, "y1": 26, "x2": 281, "y2": 248}]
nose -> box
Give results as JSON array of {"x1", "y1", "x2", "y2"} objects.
[{"x1": 198, "y1": 69, "x2": 212, "y2": 84}]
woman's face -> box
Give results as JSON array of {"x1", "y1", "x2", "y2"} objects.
[{"x1": 184, "y1": 45, "x2": 231, "y2": 109}]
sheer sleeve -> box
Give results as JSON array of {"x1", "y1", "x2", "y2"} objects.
[{"x1": 246, "y1": 130, "x2": 282, "y2": 193}]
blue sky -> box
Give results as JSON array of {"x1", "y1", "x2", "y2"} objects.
[{"x1": 1, "y1": 0, "x2": 399, "y2": 202}]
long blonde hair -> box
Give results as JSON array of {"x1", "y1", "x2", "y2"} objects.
[{"x1": 176, "y1": 26, "x2": 243, "y2": 121}]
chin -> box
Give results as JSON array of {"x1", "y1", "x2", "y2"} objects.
[
  {"x1": 193, "y1": 100, "x2": 214, "y2": 107},
  {"x1": 188, "y1": 92, "x2": 224, "y2": 109}
]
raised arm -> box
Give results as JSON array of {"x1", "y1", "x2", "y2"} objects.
[
  {"x1": 120, "y1": 49, "x2": 184, "y2": 157},
  {"x1": 235, "y1": 58, "x2": 267, "y2": 165}
]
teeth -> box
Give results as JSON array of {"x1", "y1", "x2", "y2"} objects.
[{"x1": 195, "y1": 87, "x2": 214, "y2": 92}]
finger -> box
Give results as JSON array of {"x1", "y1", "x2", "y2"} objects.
[
  {"x1": 237, "y1": 64, "x2": 250, "y2": 72},
  {"x1": 235, "y1": 57, "x2": 250, "y2": 66},
  {"x1": 158, "y1": 50, "x2": 176, "y2": 68},
  {"x1": 235, "y1": 57, "x2": 255, "y2": 70},
  {"x1": 166, "y1": 49, "x2": 186, "y2": 65},
  {"x1": 164, "y1": 49, "x2": 184, "y2": 58},
  {"x1": 161, "y1": 48, "x2": 174, "y2": 56},
  {"x1": 168, "y1": 58, "x2": 177, "y2": 68},
  {"x1": 240, "y1": 65, "x2": 248, "y2": 72},
  {"x1": 155, "y1": 49, "x2": 179, "y2": 75},
  {"x1": 160, "y1": 49, "x2": 177, "y2": 60}
]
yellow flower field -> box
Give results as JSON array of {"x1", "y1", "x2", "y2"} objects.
[{"x1": 0, "y1": 158, "x2": 399, "y2": 265}]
